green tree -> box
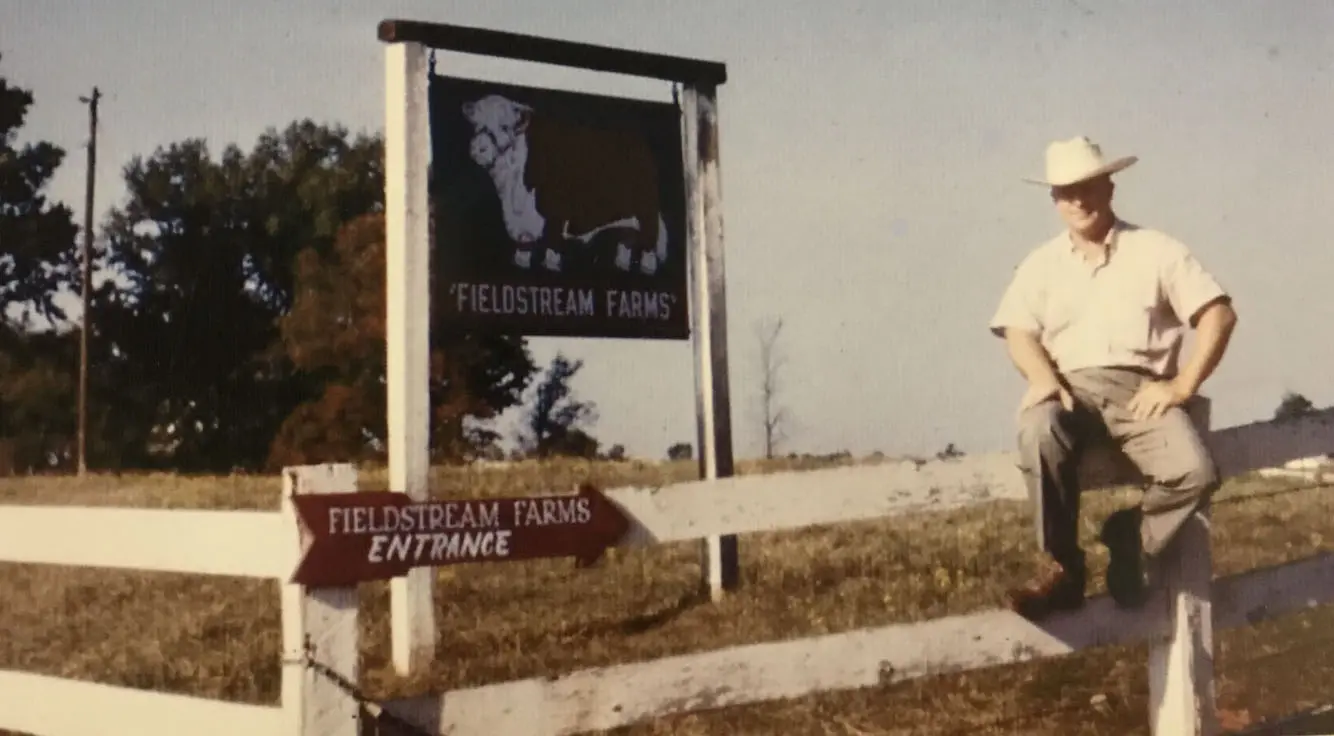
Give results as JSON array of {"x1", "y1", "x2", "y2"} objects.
[
  {"x1": 667, "y1": 442, "x2": 692, "y2": 461},
  {"x1": 89, "y1": 122, "x2": 384, "y2": 470},
  {"x1": 1274, "y1": 391, "x2": 1315, "y2": 422},
  {"x1": 0, "y1": 53, "x2": 79, "y2": 324},
  {"x1": 0, "y1": 56, "x2": 80, "y2": 473},
  {"x1": 519, "y1": 353, "x2": 598, "y2": 459},
  {"x1": 936, "y1": 442, "x2": 965, "y2": 460},
  {"x1": 0, "y1": 328, "x2": 76, "y2": 472}
]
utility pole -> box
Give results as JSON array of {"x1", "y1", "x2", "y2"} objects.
[{"x1": 77, "y1": 87, "x2": 100, "y2": 477}]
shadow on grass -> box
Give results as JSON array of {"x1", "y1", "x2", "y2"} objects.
[{"x1": 615, "y1": 588, "x2": 709, "y2": 637}]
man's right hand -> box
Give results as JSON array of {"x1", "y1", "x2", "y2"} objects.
[
  {"x1": 1021, "y1": 379, "x2": 1075, "y2": 413},
  {"x1": 1002, "y1": 329, "x2": 1074, "y2": 413}
]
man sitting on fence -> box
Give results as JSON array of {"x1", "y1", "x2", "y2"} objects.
[{"x1": 988, "y1": 136, "x2": 1239, "y2": 620}]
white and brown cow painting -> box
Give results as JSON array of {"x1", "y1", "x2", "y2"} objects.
[{"x1": 461, "y1": 94, "x2": 669, "y2": 276}]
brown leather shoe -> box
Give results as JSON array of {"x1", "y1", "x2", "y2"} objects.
[{"x1": 1005, "y1": 552, "x2": 1086, "y2": 620}]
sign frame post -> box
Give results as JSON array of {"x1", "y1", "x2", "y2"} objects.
[
  {"x1": 384, "y1": 39, "x2": 435, "y2": 676},
  {"x1": 377, "y1": 18, "x2": 733, "y2": 677},
  {"x1": 681, "y1": 82, "x2": 738, "y2": 598}
]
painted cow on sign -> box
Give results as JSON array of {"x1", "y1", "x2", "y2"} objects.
[{"x1": 461, "y1": 94, "x2": 669, "y2": 276}]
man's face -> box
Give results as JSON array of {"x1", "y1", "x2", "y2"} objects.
[{"x1": 1050, "y1": 175, "x2": 1114, "y2": 235}]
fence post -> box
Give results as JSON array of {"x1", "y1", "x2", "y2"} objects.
[
  {"x1": 280, "y1": 463, "x2": 362, "y2": 736},
  {"x1": 682, "y1": 81, "x2": 740, "y2": 601},
  {"x1": 384, "y1": 33, "x2": 436, "y2": 678},
  {"x1": 1148, "y1": 397, "x2": 1217, "y2": 736}
]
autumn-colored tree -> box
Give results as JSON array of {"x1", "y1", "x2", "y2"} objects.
[
  {"x1": 268, "y1": 212, "x2": 536, "y2": 468},
  {"x1": 90, "y1": 121, "x2": 383, "y2": 470}
]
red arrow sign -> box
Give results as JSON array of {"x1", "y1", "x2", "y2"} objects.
[{"x1": 289, "y1": 483, "x2": 632, "y2": 588}]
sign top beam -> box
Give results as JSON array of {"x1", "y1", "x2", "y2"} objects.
[{"x1": 377, "y1": 19, "x2": 728, "y2": 86}]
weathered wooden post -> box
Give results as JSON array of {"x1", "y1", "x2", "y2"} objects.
[
  {"x1": 373, "y1": 17, "x2": 731, "y2": 669},
  {"x1": 1055, "y1": 395, "x2": 1216, "y2": 733},
  {"x1": 383, "y1": 35, "x2": 436, "y2": 676},
  {"x1": 1148, "y1": 397, "x2": 1217, "y2": 736},
  {"x1": 681, "y1": 81, "x2": 739, "y2": 600},
  {"x1": 280, "y1": 464, "x2": 362, "y2": 736}
]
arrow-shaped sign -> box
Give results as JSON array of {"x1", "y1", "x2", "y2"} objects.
[{"x1": 290, "y1": 483, "x2": 632, "y2": 588}]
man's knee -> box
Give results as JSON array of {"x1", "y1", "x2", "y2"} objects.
[
  {"x1": 1186, "y1": 448, "x2": 1219, "y2": 490},
  {"x1": 1141, "y1": 411, "x2": 1220, "y2": 501},
  {"x1": 1171, "y1": 445, "x2": 1220, "y2": 499}
]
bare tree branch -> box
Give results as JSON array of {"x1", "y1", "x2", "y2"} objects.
[{"x1": 755, "y1": 316, "x2": 789, "y2": 459}]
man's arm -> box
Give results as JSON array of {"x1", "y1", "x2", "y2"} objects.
[
  {"x1": 1003, "y1": 328, "x2": 1063, "y2": 388},
  {"x1": 990, "y1": 254, "x2": 1051, "y2": 383},
  {"x1": 1004, "y1": 328, "x2": 1076, "y2": 412},
  {"x1": 990, "y1": 253, "x2": 1073, "y2": 410},
  {"x1": 1157, "y1": 236, "x2": 1238, "y2": 400},
  {"x1": 1174, "y1": 297, "x2": 1238, "y2": 397}
]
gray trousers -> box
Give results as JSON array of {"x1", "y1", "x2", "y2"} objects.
[{"x1": 1016, "y1": 367, "x2": 1220, "y2": 565}]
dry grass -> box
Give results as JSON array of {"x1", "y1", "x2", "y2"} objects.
[{"x1": 2, "y1": 457, "x2": 1333, "y2": 735}]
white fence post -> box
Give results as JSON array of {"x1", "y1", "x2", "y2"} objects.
[
  {"x1": 280, "y1": 464, "x2": 362, "y2": 736},
  {"x1": 1148, "y1": 397, "x2": 1217, "y2": 736},
  {"x1": 384, "y1": 35, "x2": 437, "y2": 678}
]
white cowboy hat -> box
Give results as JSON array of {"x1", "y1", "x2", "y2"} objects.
[{"x1": 1023, "y1": 136, "x2": 1138, "y2": 187}]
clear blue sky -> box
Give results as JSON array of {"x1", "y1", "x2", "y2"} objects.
[{"x1": 3, "y1": 0, "x2": 1332, "y2": 461}]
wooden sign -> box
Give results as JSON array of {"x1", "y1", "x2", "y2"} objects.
[
  {"x1": 428, "y1": 73, "x2": 691, "y2": 340},
  {"x1": 290, "y1": 483, "x2": 632, "y2": 588}
]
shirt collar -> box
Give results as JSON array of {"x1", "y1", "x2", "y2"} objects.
[{"x1": 1065, "y1": 217, "x2": 1124, "y2": 266}]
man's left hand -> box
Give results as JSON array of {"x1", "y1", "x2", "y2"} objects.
[{"x1": 1128, "y1": 379, "x2": 1192, "y2": 421}]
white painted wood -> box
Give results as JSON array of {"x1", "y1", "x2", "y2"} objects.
[
  {"x1": 0, "y1": 668, "x2": 284, "y2": 736},
  {"x1": 1148, "y1": 511, "x2": 1217, "y2": 736},
  {"x1": 682, "y1": 83, "x2": 738, "y2": 602},
  {"x1": 681, "y1": 80, "x2": 710, "y2": 600},
  {"x1": 1254, "y1": 454, "x2": 1334, "y2": 482},
  {"x1": 280, "y1": 464, "x2": 361, "y2": 736},
  {"x1": 696, "y1": 85, "x2": 739, "y2": 599},
  {"x1": 601, "y1": 406, "x2": 1334, "y2": 548},
  {"x1": 384, "y1": 38, "x2": 437, "y2": 677},
  {"x1": 0, "y1": 506, "x2": 287, "y2": 578},
  {"x1": 377, "y1": 552, "x2": 1334, "y2": 735},
  {"x1": 380, "y1": 596, "x2": 1167, "y2": 735},
  {"x1": 0, "y1": 415, "x2": 1330, "y2": 735},
  {"x1": 0, "y1": 546, "x2": 1325, "y2": 736}
]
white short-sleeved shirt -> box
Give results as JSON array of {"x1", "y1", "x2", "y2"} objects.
[{"x1": 989, "y1": 220, "x2": 1229, "y2": 379}]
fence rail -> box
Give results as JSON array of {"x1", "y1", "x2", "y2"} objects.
[
  {"x1": 1, "y1": 406, "x2": 1332, "y2": 735},
  {"x1": 598, "y1": 401, "x2": 1334, "y2": 549},
  {"x1": 379, "y1": 553, "x2": 1334, "y2": 735},
  {"x1": 0, "y1": 669, "x2": 285, "y2": 736},
  {"x1": 0, "y1": 506, "x2": 288, "y2": 578}
]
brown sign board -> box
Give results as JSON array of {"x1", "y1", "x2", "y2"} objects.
[
  {"x1": 428, "y1": 73, "x2": 690, "y2": 340},
  {"x1": 290, "y1": 484, "x2": 632, "y2": 588}
]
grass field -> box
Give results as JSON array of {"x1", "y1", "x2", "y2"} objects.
[{"x1": 2, "y1": 457, "x2": 1333, "y2": 735}]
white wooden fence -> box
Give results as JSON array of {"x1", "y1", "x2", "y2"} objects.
[
  {"x1": 2, "y1": 404, "x2": 1334, "y2": 735},
  {"x1": 0, "y1": 465, "x2": 359, "y2": 736},
  {"x1": 1255, "y1": 453, "x2": 1334, "y2": 482}
]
